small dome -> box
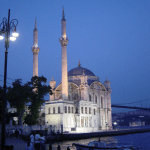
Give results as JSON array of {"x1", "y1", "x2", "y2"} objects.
[{"x1": 68, "y1": 66, "x2": 95, "y2": 76}]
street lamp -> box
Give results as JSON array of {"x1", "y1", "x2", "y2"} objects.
[
  {"x1": 13, "y1": 117, "x2": 18, "y2": 125},
  {"x1": 114, "y1": 122, "x2": 117, "y2": 130},
  {"x1": 0, "y1": 9, "x2": 19, "y2": 150}
]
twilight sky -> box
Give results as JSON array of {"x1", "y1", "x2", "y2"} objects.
[{"x1": 0, "y1": 0, "x2": 150, "y2": 113}]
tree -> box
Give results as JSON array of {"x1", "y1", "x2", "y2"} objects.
[
  {"x1": 24, "y1": 76, "x2": 52, "y2": 125},
  {"x1": 7, "y1": 79, "x2": 32, "y2": 125}
]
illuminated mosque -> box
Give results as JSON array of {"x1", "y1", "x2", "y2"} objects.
[{"x1": 32, "y1": 9, "x2": 112, "y2": 133}]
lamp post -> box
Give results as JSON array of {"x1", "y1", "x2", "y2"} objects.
[
  {"x1": 0, "y1": 9, "x2": 19, "y2": 150},
  {"x1": 113, "y1": 122, "x2": 117, "y2": 130}
]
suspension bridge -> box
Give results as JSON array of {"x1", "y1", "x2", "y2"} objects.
[{"x1": 111, "y1": 97, "x2": 150, "y2": 111}]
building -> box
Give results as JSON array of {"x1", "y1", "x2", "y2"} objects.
[{"x1": 44, "y1": 9, "x2": 112, "y2": 133}]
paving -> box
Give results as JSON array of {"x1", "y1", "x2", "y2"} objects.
[{"x1": 5, "y1": 138, "x2": 27, "y2": 150}]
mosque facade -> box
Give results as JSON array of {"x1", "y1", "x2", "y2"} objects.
[{"x1": 32, "y1": 9, "x2": 112, "y2": 133}]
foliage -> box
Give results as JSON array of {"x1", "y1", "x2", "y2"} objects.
[
  {"x1": 41, "y1": 113, "x2": 45, "y2": 117},
  {"x1": 24, "y1": 76, "x2": 52, "y2": 125},
  {"x1": 45, "y1": 128, "x2": 48, "y2": 131},
  {"x1": 5, "y1": 112, "x2": 19, "y2": 124},
  {"x1": 23, "y1": 114, "x2": 37, "y2": 125},
  {"x1": 7, "y1": 79, "x2": 32, "y2": 125},
  {"x1": 22, "y1": 113, "x2": 27, "y2": 122},
  {"x1": 5, "y1": 76, "x2": 52, "y2": 126}
]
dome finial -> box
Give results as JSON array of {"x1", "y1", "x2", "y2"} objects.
[
  {"x1": 106, "y1": 77, "x2": 108, "y2": 82},
  {"x1": 51, "y1": 76, "x2": 54, "y2": 81},
  {"x1": 78, "y1": 59, "x2": 81, "y2": 67}
]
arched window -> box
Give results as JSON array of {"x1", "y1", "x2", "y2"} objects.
[
  {"x1": 101, "y1": 97, "x2": 103, "y2": 108},
  {"x1": 72, "y1": 107, "x2": 74, "y2": 113},
  {"x1": 48, "y1": 107, "x2": 50, "y2": 114},
  {"x1": 65, "y1": 106, "x2": 67, "y2": 113},
  {"x1": 89, "y1": 107, "x2": 91, "y2": 114},
  {"x1": 68, "y1": 95, "x2": 70, "y2": 101},
  {"x1": 74, "y1": 94, "x2": 78, "y2": 100},
  {"x1": 89, "y1": 94, "x2": 91, "y2": 101},
  {"x1": 85, "y1": 107, "x2": 87, "y2": 114},
  {"x1": 81, "y1": 116, "x2": 84, "y2": 127},
  {"x1": 76, "y1": 107, "x2": 78, "y2": 113},
  {"x1": 81, "y1": 107, "x2": 83, "y2": 113},
  {"x1": 94, "y1": 109, "x2": 96, "y2": 115},
  {"x1": 53, "y1": 107, "x2": 55, "y2": 114},
  {"x1": 68, "y1": 107, "x2": 70, "y2": 113},
  {"x1": 58, "y1": 106, "x2": 60, "y2": 113},
  {"x1": 95, "y1": 95, "x2": 97, "y2": 103}
]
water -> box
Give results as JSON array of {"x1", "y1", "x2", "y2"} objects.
[{"x1": 45, "y1": 131, "x2": 150, "y2": 150}]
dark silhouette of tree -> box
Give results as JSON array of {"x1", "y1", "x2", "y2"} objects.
[
  {"x1": 7, "y1": 79, "x2": 32, "y2": 125},
  {"x1": 24, "y1": 76, "x2": 52, "y2": 125},
  {"x1": 6, "y1": 76, "x2": 52, "y2": 125}
]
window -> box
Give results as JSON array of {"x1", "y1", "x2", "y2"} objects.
[
  {"x1": 53, "y1": 107, "x2": 55, "y2": 114},
  {"x1": 81, "y1": 107, "x2": 83, "y2": 113},
  {"x1": 58, "y1": 107, "x2": 60, "y2": 113},
  {"x1": 76, "y1": 107, "x2": 78, "y2": 113},
  {"x1": 68, "y1": 95, "x2": 70, "y2": 101},
  {"x1": 68, "y1": 107, "x2": 70, "y2": 113},
  {"x1": 85, "y1": 117, "x2": 88, "y2": 127},
  {"x1": 65, "y1": 106, "x2": 67, "y2": 113},
  {"x1": 48, "y1": 108, "x2": 50, "y2": 114},
  {"x1": 95, "y1": 95, "x2": 97, "y2": 103},
  {"x1": 85, "y1": 107, "x2": 87, "y2": 114},
  {"x1": 74, "y1": 94, "x2": 78, "y2": 100},
  {"x1": 101, "y1": 97, "x2": 103, "y2": 108},
  {"x1": 89, "y1": 94, "x2": 91, "y2": 101},
  {"x1": 89, "y1": 117, "x2": 92, "y2": 127},
  {"x1": 72, "y1": 107, "x2": 74, "y2": 113},
  {"x1": 89, "y1": 107, "x2": 91, "y2": 114},
  {"x1": 81, "y1": 116, "x2": 84, "y2": 127},
  {"x1": 94, "y1": 109, "x2": 95, "y2": 115}
]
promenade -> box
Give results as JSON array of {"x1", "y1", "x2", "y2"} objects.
[
  {"x1": 3, "y1": 127, "x2": 150, "y2": 150},
  {"x1": 5, "y1": 138, "x2": 26, "y2": 150},
  {"x1": 5, "y1": 138, "x2": 65, "y2": 150}
]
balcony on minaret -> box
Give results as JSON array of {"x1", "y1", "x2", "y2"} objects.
[
  {"x1": 32, "y1": 47, "x2": 39, "y2": 55},
  {"x1": 60, "y1": 37, "x2": 68, "y2": 40},
  {"x1": 59, "y1": 37, "x2": 68, "y2": 46}
]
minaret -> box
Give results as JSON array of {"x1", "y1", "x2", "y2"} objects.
[
  {"x1": 50, "y1": 76, "x2": 56, "y2": 101},
  {"x1": 59, "y1": 8, "x2": 68, "y2": 100},
  {"x1": 81, "y1": 69, "x2": 89, "y2": 100},
  {"x1": 31, "y1": 19, "x2": 40, "y2": 77},
  {"x1": 104, "y1": 77, "x2": 112, "y2": 129}
]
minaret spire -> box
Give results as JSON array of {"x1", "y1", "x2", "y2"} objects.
[
  {"x1": 35, "y1": 18, "x2": 37, "y2": 29},
  {"x1": 59, "y1": 7, "x2": 68, "y2": 100},
  {"x1": 62, "y1": 7, "x2": 65, "y2": 21},
  {"x1": 31, "y1": 19, "x2": 40, "y2": 77},
  {"x1": 78, "y1": 60, "x2": 81, "y2": 67}
]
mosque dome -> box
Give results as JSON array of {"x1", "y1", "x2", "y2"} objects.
[{"x1": 68, "y1": 61, "x2": 95, "y2": 76}]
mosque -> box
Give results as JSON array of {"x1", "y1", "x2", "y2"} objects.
[{"x1": 32, "y1": 9, "x2": 112, "y2": 133}]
